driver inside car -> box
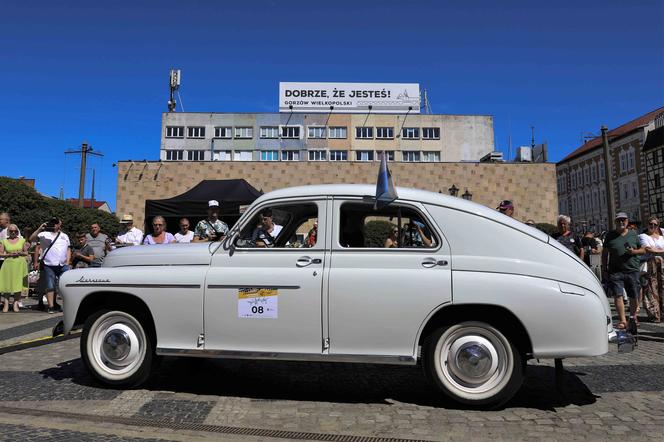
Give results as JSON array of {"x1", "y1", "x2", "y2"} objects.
[{"x1": 251, "y1": 208, "x2": 283, "y2": 247}]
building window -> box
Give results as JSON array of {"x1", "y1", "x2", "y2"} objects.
[
  {"x1": 260, "y1": 150, "x2": 279, "y2": 161},
  {"x1": 308, "y1": 150, "x2": 327, "y2": 161},
  {"x1": 233, "y1": 150, "x2": 252, "y2": 161},
  {"x1": 281, "y1": 150, "x2": 300, "y2": 161},
  {"x1": 619, "y1": 151, "x2": 627, "y2": 172},
  {"x1": 165, "y1": 150, "x2": 183, "y2": 161},
  {"x1": 656, "y1": 174, "x2": 661, "y2": 188},
  {"x1": 214, "y1": 127, "x2": 232, "y2": 138},
  {"x1": 377, "y1": 150, "x2": 395, "y2": 161},
  {"x1": 166, "y1": 126, "x2": 184, "y2": 138},
  {"x1": 584, "y1": 167, "x2": 590, "y2": 185},
  {"x1": 631, "y1": 180, "x2": 638, "y2": 198},
  {"x1": 187, "y1": 126, "x2": 205, "y2": 138},
  {"x1": 281, "y1": 126, "x2": 300, "y2": 139},
  {"x1": 402, "y1": 127, "x2": 420, "y2": 139},
  {"x1": 591, "y1": 164, "x2": 597, "y2": 182},
  {"x1": 213, "y1": 150, "x2": 231, "y2": 161},
  {"x1": 187, "y1": 150, "x2": 205, "y2": 161},
  {"x1": 329, "y1": 150, "x2": 347, "y2": 161},
  {"x1": 599, "y1": 160, "x2": 605, "y2": 179},
  {"x1": 403, "y1": 151, "x2": 420, "y2": 162},
  {"x1": 355, "y1": 127, "x2": 374, "y2": 139},
  {"x1": 259, "y1": 126, "x2": 279, "y2": 139},
  {"x1": 422, "y1": 151, "x2": 440, "y2": 162},
  {"x1": 328, "y1": 126, "x2": 347, "y2": 139},
  {"x1": 234, "y1": 127, "x2": 253, "y2": 139},
  {"x1": 422, "y1": 127, "x2": 440, "y2": 139},
  {"x1": 375, "y1": 127, "x2": 394, "y2": 139},
  {"x1": 627, "y1": 149, "x2": 636, "y2": 171},
  {"x1": 307, "y1": 127, "x2": 326, "y2": 139},
  {"x1": 657, "y1": 198, "x2": 663, "y2": 213},
  {"x1": 356, "y1": 150, "x2": 374, "y2": 161}
]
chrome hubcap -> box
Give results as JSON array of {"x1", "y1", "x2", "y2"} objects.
[{"x1": 102, "y1": 329, "x2": 131, "y2": 362}]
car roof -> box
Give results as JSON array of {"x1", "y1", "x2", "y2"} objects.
[{"x1": 255, "y1": 184, "x2": 550, "y2": 242}]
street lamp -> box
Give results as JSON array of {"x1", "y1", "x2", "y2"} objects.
[
  {"x1": 448, "y1": 184, "x2": 459, "y2": 197},
  {"x1": 462, "y1": 189, "x2": 473, "y2": 200}
]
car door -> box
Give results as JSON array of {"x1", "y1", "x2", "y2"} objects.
[
  {"x1": 327, "y1": 198, "x2": 452, "y2": 359},
  {"x1": 204, "y1": 199, "x2": 327, "y2": 354}
]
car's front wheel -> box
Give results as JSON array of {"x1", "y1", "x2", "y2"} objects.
[
  {"x1": 81, "y1": 309, "x2": 154, "y2": 387},
  {"x1": 423, "y1": 321, "x2": 523, "y2": 408}
]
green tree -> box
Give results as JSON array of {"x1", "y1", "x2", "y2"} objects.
[
  {"x1": 0, "y1": 177, "x2": 120, "y2": 238},
  {"x1": 364, "y1": 220, "x2": 394, "y2": 247}
]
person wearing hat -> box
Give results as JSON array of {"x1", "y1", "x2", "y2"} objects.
[
  {"x1": 116, "y1": 214, "x2": 144, "y2": 246},
  {"x1": 602, "y1": 212, "x2": 645, "y2": 330},
  {"x1": 497, "y1": 200, "x2": 515, "y2": 218},
  {"x1": 193, "y1": 200, "x2": 229, "y2": 242}
]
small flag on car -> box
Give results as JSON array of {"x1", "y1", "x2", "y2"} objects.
[{"x1": 374, "y1": 151, "x2": 398, "y2": 209}]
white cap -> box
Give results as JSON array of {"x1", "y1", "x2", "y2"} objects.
[{"x1": 208, "y1": 200, "x2": 220, "y2": 208}]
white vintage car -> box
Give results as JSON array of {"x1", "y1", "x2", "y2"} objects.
[{"x1": 60, "y1": 184, "x2": 616, "y2": 407}]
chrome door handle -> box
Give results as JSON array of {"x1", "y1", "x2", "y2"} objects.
[
  {"x1": 421, "y1": 259, "x2": 448, "y2": 268},
  {"x1": 296, "y1": 256, "x2": 322, "y2": 267}
]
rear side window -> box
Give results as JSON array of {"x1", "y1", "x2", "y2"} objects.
[{"x1": 339, "y1": 202, "x2": 437, "y2": 249}]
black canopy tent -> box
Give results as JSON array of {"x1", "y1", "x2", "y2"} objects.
[{"x1": 144, "y1": 179, "x2": 262, "y2": 234}]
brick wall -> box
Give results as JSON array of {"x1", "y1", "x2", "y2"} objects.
[{"x1": 116, "y1": 161, "x2": 557, "y2": 228}]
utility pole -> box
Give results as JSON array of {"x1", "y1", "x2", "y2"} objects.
[
  {"x1": 65, "y1": 141, "x2": 103, "y2": 208},
  {"x1": 531, "y1": 126, "x2": 535, "y2": 149},
  {"x1": 601, "y1": 125, "x2": 616, "y2": 226}
]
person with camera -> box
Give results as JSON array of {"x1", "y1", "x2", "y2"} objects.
[
  {"x1": 29, "y1": 217, "x2": 71, "y2": 313},
  {"x1": 602, "y1": 212, "x2": 645, "y2": 330},
  {"x1": 193, "y1": 200, "x2": 228, "y2": 243}
]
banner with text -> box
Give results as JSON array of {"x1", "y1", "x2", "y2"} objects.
[{"x1": 279, "y1": 82, "x2": 420, "y2": 114}]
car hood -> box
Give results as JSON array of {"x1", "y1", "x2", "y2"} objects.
[{"x1": 103, "y1": 243, "x2": 213, "y2": 267}]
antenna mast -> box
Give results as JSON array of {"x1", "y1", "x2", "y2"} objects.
[{"x1": 168, "y1": 69, "x2": 181, "y2": 112}]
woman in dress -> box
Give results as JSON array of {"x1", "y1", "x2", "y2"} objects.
[
  {"x1": 0, "y1": 224, "x2": 29, "y2": 312},
  {"x1": 143, "y1": 216, "x2": 175, "y2": 245},
  {"x1": 639, "y1": 217, "x2": 664, "y2": 322}
]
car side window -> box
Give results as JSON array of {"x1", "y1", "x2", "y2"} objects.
[
  {"x1": 235, "y1": 203, "x2": 319, "y2": 249},
  {"x1": 339, "y1": 202, "x2": 437, "y2": 248}
]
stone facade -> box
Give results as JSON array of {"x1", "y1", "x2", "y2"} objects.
[{"x1": 116, "y1": 161, "x2": 557, "y2": 229}]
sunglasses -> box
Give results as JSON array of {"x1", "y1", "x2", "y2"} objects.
[
  {"x1": 7, "y1": 230, "x2": 18, "y2": 233},
  {"x1": 649, "y1": 223, "x2": 659, "y2": 227},
  {"x1": 153, "y1": 223, "x2": 164, "y2": 226}
]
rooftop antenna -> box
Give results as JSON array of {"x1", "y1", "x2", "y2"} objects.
[
  {"x1": 530, "y1": 125, "x2": 535, "y2": 149},
  {"x1": 422, "y1": 89, "x2": 432, "y2": 114},
  {"x1": 168, "y1": 69, "x2": 181, "y2": 112}
]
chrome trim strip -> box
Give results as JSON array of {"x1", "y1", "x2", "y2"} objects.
[
  {"x1": 64, "y1": 283, "x2": 201, "y2": 289},
  {"x1": 156, "y1": 348, "x2": 416, "y2": 365},
  {"x1": 207, "y1": 285, "x2": 300, "y2": 290}
]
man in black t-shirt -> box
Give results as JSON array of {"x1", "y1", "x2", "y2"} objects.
[{"x1": 601, "y1": 212, "x2": 644, "y2": 329}]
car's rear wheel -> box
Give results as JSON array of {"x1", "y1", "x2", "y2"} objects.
[
  {"x1": 423, "y1": 321, "x2": 523, "y2": 408},
  {"x1": 81, "y1": 309, "x2": 153, "y2": 387}
]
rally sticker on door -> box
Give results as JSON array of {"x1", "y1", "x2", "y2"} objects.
[{"x1": 238, "y1": 288, "x2": 278, "y2": 319}]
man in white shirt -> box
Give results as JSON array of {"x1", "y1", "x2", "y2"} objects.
[
  {"x1": 30, "y1": 217, "x2": 71, "y2": 313},
  {"x1": 174, "y1": 218, "x2": 194, "y2": 243},
  {"x1": 116, "y1": 214, "x2": 144, "y2": 246}
]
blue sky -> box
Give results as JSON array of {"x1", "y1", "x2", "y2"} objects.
[{"x1": 1, "y1": 0, "x2": 662, "y2": 210}]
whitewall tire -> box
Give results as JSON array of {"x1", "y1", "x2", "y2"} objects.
[
  {"x1": 423, "y1": 321, "x2": 523, "y2": 407},
  {"x1": 81, "y1": 309, "x2": 153, "y2": 387}
]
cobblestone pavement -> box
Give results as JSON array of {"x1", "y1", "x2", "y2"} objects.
[{"x1": 0, "y1": 309, "x2": 663, "y2": 441}]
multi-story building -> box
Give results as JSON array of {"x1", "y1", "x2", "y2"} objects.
[
  {"x1": 643, "y1": 113, "x2": 664, "y2": 220},
  {"x1": 556, "y1": 106, "x2": 664, "y2": 233},
  {"x1": 160, "y1": 112, "x2": 495, "y2": 163}
]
